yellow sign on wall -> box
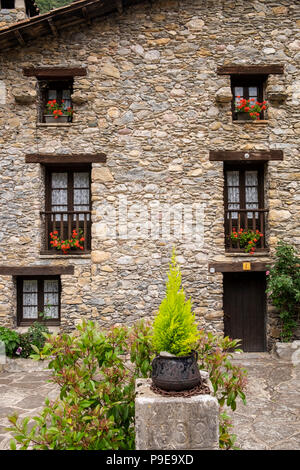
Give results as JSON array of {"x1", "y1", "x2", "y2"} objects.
[{"x1": 243, "y1": 262, "x2": 251, "y2": 271}]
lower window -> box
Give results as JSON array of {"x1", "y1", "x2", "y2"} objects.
[{"x1": 17, "y1": 276, "x2": 60, "y2": 326}]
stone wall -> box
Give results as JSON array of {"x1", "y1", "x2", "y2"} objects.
[
  {"x1": 0, "y1": 0, "x2": 27, "y2": 29},
  {"x1": 0, "y1": 0, "x2": 299, "y2": 350}
]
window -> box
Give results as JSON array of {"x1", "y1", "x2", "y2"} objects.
[
  {"x1": 224, "y1": 164, "x2": 267, "y2": 251},
  {"x1": 38, "y1": 79, "x2": 73, "y2": 123},
  {"x1": 42, "y1": 166, "x2": 91, "y2": 253},
  {"x1": 17, "y1": 276, "x2": 60, "y2": 325},
  {"x1": 231, "y1": 75, "x2": 267, "y2": 121},
  {"x1": 1, "y1": 0, "x2": 15, "y2": 9}
]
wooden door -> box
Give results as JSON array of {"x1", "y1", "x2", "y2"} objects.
[{"x1": 223, "y1": 272, "x2": 266, "y2": 352}]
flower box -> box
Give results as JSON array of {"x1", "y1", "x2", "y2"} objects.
[
  {"x1": 236, "y1": 112, "x2": 252, "y2": 121},
  {"x1": 44, "y1": 115, "x2": 69, "y2": 123}
]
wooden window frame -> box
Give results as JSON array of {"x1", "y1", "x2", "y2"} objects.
[
  {"x1": 231, "y1": 75, "x2": 267, "y2": 121},
  {"x1": 224, "y1": 162, "x2": 267, "y2": 252},
  {"x1": 17, "y1": 275, "x2": 61, "y2": 326},
  {"x1": 38, "y1": 78, "x2": 73, "y2": 123},
  {"x1": 43, "y1": 164, "x2": 92, "y2": 253}
]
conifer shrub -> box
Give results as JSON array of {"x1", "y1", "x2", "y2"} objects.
[{"x1": 152, "y1": 249, "x2": 200, "y2": 356}]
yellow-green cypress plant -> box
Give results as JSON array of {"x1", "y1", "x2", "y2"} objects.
[{"x1": 152, "y1": 248, "x2": 200, "y2": 356}]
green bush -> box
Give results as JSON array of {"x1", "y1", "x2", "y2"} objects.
[
  {"x1": 266, "y1": 242, "x2": 300, "y2": 341},
  {"x1": 0, "y1": 326, "x2": 20, "y2": 357},
  {"x1": 27, "y1": 322, "x2": 50, "y2": 351},
  {"x1": 8, "y1": 320, "x2": 153, "y2": 450},
  {"x1": 152, "y1": 249, "x2": 200, "y2": 356},
  {"x1": 7, "y1": 320, "x2": 247, "y2": 450}
]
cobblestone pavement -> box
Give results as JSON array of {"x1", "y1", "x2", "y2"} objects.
[
  {"x1": 0, "y1": 354, "x2": 299, "y2": 450},
  {"x1": 228, "y1": 353, "x2": 300, "y2": 450}
]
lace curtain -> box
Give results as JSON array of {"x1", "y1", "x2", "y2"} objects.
[
  {"x1": 51, "y1": 172, "x2": 90, "y2": 221},
  {"x1": 22, "y1": 279, "x2": 59, "y2": 320},
  {"x1": 227, "y1": 170, "x2": 259, "y2": 219}
]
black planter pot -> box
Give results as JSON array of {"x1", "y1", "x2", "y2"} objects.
[{"x1": 151, "y1": 351, "x2": 201, "y2": 391}]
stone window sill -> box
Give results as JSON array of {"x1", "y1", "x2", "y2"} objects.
[
  {"x1": 232, "y1": 120, "x2": 269, "y2": 125},
  {"x1": 39, "y1": 253, "x2": 91, "y2": 259},
  {"x1": 36, "y1": 122, "x2": 81, "y2": 128},
  {"x1": 225, "y1": 251, "x2": 269, "y2": 257}
]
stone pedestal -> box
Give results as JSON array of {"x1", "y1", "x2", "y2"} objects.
[{"x1": 135, "y1": 375, "x2": 219, "y2": 450}]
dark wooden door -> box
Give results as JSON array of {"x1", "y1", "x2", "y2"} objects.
[{"x1": 223, "y1": 272, "x2": 266, "y2": 352}]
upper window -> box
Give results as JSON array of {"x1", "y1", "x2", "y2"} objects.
[
  {"x1": 224, "y1": 164, "x2": 267, "y2": 252},
  {"x1": 231, "y1": 75, "x2": 267, "y2": 121},
  {"x1": 1, "y1": 0, "x2": 15, "y2": 9},
  {"x1": 17, "y1": 276, "x2": 60, "y2": 326},
  {"x1": 38, "y1": 79, "x2": 73, "y2": 123},
  {"x1": 42, "y1": 166, "x2": 91, "y2": 254}
]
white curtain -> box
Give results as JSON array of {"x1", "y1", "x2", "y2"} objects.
[
  {"x1": 22, "y1": 280, "x2": 38, "y2": 319},
  {"x1": 43, "y1": 280, "x2": 59, "y2": 319}
]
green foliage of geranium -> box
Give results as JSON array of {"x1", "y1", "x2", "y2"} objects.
[
  {"x1": 266, "y1": 242, "x2": 300, "y2": 341},
  {"x1": 152, "y1": 249, "x2": 200, "y2": 356}
]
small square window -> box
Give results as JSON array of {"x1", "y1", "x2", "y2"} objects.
[
  {"x1": 231, "y1": 75, "x2": 267, "y2": 121},
  {"x1": 17, "y1": 276, "x2": 61, "y2": 326},
  {"x1": 38, "y1": 79, "x2": 73, "y2": 123}
]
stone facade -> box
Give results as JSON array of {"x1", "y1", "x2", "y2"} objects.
[
  {"x1": 0, "y1": 0, "x2": 299, "y2": 350},
  {"x1": 0, "y1": 0, "x2": 28, "y2": 28}
]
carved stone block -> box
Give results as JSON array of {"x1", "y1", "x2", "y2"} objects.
[{"x1": 135, "y1": 377, "x2": 219, "y2": 450}]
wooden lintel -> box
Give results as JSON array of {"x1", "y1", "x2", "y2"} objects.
[
  {"x1": 209, "y1": 262, "x2": 268, "y2": 273},
  {"x1": 48, "y1": 18, "x2": 58, "y2": 37},
  {"x1": 23, "y1": 67, "x2": 87, "y2": 78},
  {"x1": 25, "y1": 153, "x2": 107, "y2": 164},
  {"x1": 217, "y1": 64, "x2": 284, "y2": 75},
  {"x1": 209, "y1": 150, "x2": 284, "y2": 162},
  {"x1": 14, "y1": 30, "x2": 25, "y2": 47},
  {"x1": 0, "y1": 266, "x2": 74, "y2": 276}
]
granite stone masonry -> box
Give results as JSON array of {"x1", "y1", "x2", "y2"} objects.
[
  {"x1": 135, "y1": 376, "x2": 219, "y2": 450},
  {"x1": 0, "y1": 0, "x2": 299, "y2": 350}
]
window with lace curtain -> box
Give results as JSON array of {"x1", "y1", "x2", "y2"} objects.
[
  {"x1": 224, "y1": 164, "x2": 268, "y2": 251},
  {"x1": 42, "y1": 166, "x2": 91, "y2": 253},
  {"x1": 17, "y1": 276, "x2": 60, "y2": 325}
]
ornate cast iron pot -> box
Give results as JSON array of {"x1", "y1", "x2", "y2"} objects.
[{"x1": 151, "y1": 351, "x2": 201, "y2": 391}]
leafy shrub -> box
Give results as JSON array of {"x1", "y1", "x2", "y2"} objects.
[
  {"x1": 152, "y1": 249, "x2": 199, "y2": 356},
  {"x1": 266, "y1": 242, "x2": 300, "y2": 341},
  {"x1": 17, "y1": 333, "x2": 33, "y2": 358},
  {"x1": 7, "y1": 320, "x2": 247, "y2": 450},
  {"x1": 8, "y1": 320, "x2": 153, "y2": 450},
  {"x1": 0, "y1": 326, "x2": 20, "y2": 357},
  {"x1": 27, "y1": 322, "x2": 50, "y2": 350},
  {"x1": 196, "y1": 332, "x2": 247, "y2": 449}
]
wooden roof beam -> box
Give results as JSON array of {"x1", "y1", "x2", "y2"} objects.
[
  {"x1": 14, "y1": 30, "x2": 25, "y2": 46},
  {"x1": 81, "y1": 6, "x2": 92, "y2": 25},
  {"x1": 115, "y1": 0, "x2": 123, "y2": 14},
  {"x1": 48, "y1": 18, "x2": 58, "y2": 37}
]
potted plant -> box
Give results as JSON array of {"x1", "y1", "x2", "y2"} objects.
[
  {"x1": 49, "y1": 229, "x2": 85, "y2": 254},
  {"x1": 44, "y1": 99, "x2": 73, "y2": 123},
  {"x1": 235, "y1": 97, "x2": 267, "y2": 121},
  {"x1": 230, "y1": 228, "x2": 263, "y2": 254},
  {"x1": 151, "y1": 248, "x2": 201, "y2": 391}
]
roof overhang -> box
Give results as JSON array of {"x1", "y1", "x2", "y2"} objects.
[{"x1": 0, "y1": 0, "x2": 142, "y2": 51}]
